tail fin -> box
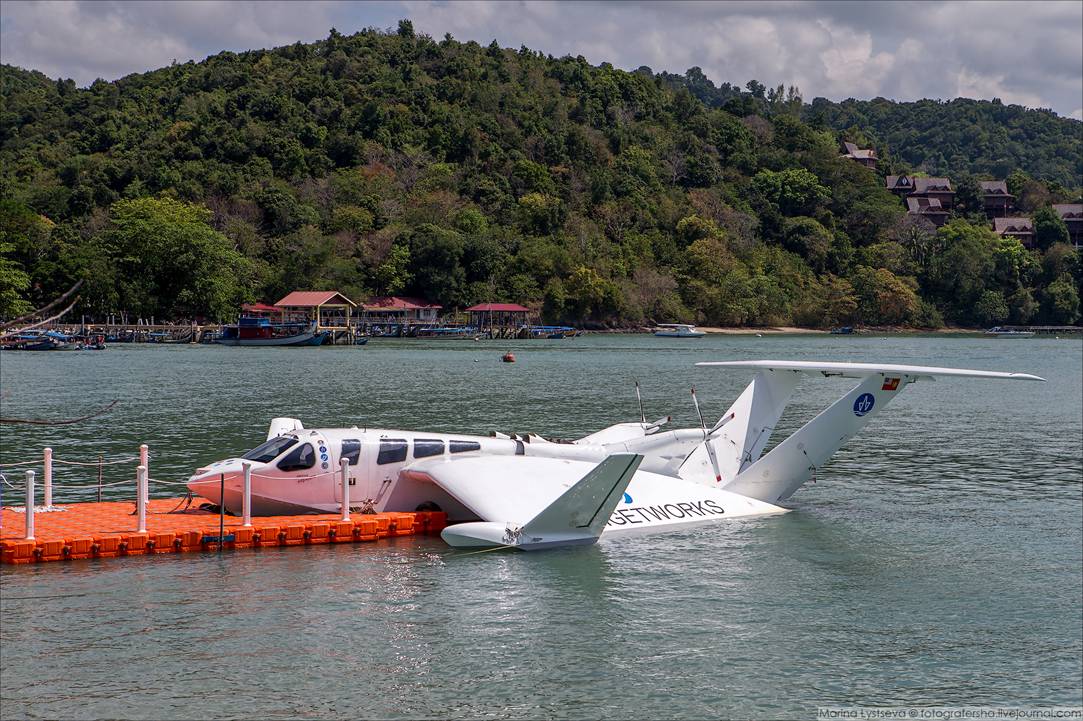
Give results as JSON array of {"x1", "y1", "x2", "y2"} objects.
[{"x1": 701, "y1": 361, "x2": 1046, "y2": 504}]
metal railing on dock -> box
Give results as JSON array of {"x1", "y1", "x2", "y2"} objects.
[{"x1": 1, "y1": 447, "x2": 445, "y2": 563}]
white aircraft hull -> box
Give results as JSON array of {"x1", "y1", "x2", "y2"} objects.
[{"x1": 188, "y1": 360, "x2": 1043, "y2": 550}]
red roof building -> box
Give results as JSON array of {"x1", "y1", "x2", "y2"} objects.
[
  {"x1": 360, "y1": 296, "x2": 442, "y2": 323},
  {"x1": 274, "y1": 291, "x2": 356, "y2": 329},
  {"x1": 466, "y1": 303, "x2": 532, "y2": 329},
  {"x1": 242, "y1": 302, "x2": 283, "y2": 317}
]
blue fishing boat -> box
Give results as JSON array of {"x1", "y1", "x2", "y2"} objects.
[{"x1": 216, "y1": 318, "x2": 329, "y2": 346}]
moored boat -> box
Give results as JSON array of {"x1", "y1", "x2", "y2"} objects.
[
  {"x1": 1, "y1": 329, "x2": 78, "y2": 351},
  {"x1": 216, "y1": 318, "x2": 329, "y2": 346},
  {"x1": 654, "y1": 323, "x2": 706, "y2": 338},
  {"x1": 984, "y1": 326, "x2": 1035, "y2": 338}
]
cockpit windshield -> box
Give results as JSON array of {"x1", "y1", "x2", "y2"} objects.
[{"x1": 242, "y1": 436, "x2": 298, "y2": 463}]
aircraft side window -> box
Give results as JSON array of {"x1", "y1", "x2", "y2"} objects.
[
  {"x1": 341, "y1": 439, "x2": 362, "y2": 466},
  {"x1": 277, "y1": 443, "x2": 315, "y2": 472},
  {"x1": 243, "y1": 436, "x2": 298, "y2": 463},
  {"x1": 377, "y1": 439, "x2": 408, "y2": 465},
  {"x1": 413, "y1": 439, "x2": 444, "y2": 459},
  {"x1": 449, "y1": 440, "x2": 481, "y2": 454}
]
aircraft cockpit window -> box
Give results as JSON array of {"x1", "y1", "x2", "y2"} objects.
[
  {"x1": 449, "y1": 440, "x2": 482, "y2": 454},
  {"x1": 413, "y1": 439, "x2": 444, "y2": 458},
  {"x1": 341, "y1": 439, "x2": 362, "y2": 466},
  {"x1": 243, "y1": 436, "x2": 298, "y2": 463},
  {"x1": 277, "y1": 443, "x2": 316, "y2": 472},
  {"x1": 377, "y1": 439, "x2": 408, "y2": 465}
]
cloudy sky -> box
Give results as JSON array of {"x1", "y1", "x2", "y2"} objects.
[{"x1": 2, "y1": 0, "x2": 1081, "y2": 118}]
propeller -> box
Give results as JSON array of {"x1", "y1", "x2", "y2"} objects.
[
  {"x1": 634, "y1": 379, "x2": 646, "y2": 424},
  {"x1": 692, "y1": 387, "x2": 724, "y2": 483}
]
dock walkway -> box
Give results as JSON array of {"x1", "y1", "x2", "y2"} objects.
[{"x1": 1, "y1": 498, "x2": 447, "y2": 565}]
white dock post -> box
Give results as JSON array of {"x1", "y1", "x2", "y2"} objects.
[
  {"x1": 136, "y1": 465, "x2": 147, "y2": 533},
  {"x1": 242, "y1": 462, "x2": 252, "y2": 527},
  {"x1": 340, "y1": 458, "x2": 350, "y2": 522},
  {"x1": 24, "y1": 470, "x2": 35, "y2": 540},
  {"x1": 140, "y1": 444, "x2": 149, "y2": 504},
  {"x1": 43, "y1": 447, "x2": 53, "y2": 508}
]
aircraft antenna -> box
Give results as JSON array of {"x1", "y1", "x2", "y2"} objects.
[{"x1": 634, "y1": 379, "x2": 646, "y2": 424}]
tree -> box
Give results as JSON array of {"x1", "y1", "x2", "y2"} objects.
[
  {"x1": 98, "y1": 197, "x2": 256, "y2": 320},
  {"x1": 1032, "y1": 207, "x2": 1070, "y2": 251},
  {"x1": 0, "y1": 241, "x2": 32, "y2": 317},
  {"x1": 1042, "y1": 274, "x2": 1080, "y2": 324},
  {"x1": 953, "y1": 175, "x2": 984, "y2": 216},
  {"x1": 973, "y1": 289, "x2": 1009, "y2": 326},
  {"x1": 925, "y1": 220, "x2": 997, "y2": 323},
  {"x1": 373, "y1": 244, "x2": 412, "y2": 295},
  {"x1": 751, "y1": 168, "x2": 829, "y2": 217},
  {"x1": 850, "y1": 265, "x2": 919, "y2": 326}
]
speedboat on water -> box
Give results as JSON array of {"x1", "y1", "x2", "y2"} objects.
[
  {"x1": 188, "y1": 360, "x2": 1043, "y2": 550},
  {"x1": 984, "y1": 326, "x2": 1035, "y2": 338},
  {"x1": 654, "y1": 323, "x2": 706, "y2": 338}
]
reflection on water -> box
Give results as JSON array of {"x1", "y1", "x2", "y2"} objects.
[{"x1": 1, "y1": 334, "x2": 1080, "y2": 719}]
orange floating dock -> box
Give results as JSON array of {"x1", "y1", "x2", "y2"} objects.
[{"x1": 0, "y1": 497, "x2": 447, "y2": 565}]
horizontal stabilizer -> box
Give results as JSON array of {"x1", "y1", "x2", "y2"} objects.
[
  {"x1": 439, "y1": 454, "x2": 643, "y2": 550},
  {"x1": 696, "y1": 360, "x2": 1045, "y2": 382}
]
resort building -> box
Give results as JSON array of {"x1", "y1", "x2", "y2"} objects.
[
  {"x1": 275, "y1": 290, "x2": 355, "y2": 330},
  {"x1": 360, "y1": 296, "x2": 442, "y2": 324},
  {"x1": 993, "y1": 217, "x2": 1035, "y2": 247},
  {"x1": 886, "y1": 175, "x2": 955, "y2": 212},
  {"x1": 1052, "y1": 204, "x2": 1083, "y2": 247},
  {"x1": 980, "y1": 181, "x2": 1014, "y2": 219},
  {"x1": 906, "y1": 197, "x2": 950, "y2": 227},
  {"x1": 466, "y1": 303, "x2": 532, "y2": 330},
  {"x1": 840, "y1": 141, "x2": 878, "y2": 169}
]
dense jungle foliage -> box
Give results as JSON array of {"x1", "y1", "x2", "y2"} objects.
[
  {"x1": 1, "y1": 23, "x2": 1080, "y2": 326},
  {"x1": 661, "y1": 67, "x2": 1083, "y2": 189}
]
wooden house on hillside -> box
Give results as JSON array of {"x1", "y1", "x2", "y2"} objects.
[
  {"x1": 886, "y1": 175, "x2": 955, "y2": 212},
  {"x1": 840, "y1": 141, "x2": 878, "y2": 169},
  {"x1": 993, "y1": 217, "x2": 1035, "y2": 247},
  {"x1": 1053, "y1": 204, "x2": 1083, "y2": 247},
  {"x1": 906, "y1": 197, "x2": 950, "y2": 227},
  {"x1": 979, "y1": 181, "x2": 1014, "y2": 219}
]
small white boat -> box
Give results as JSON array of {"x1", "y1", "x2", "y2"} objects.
[
  {"x1": 654, "y1": 323, "x2": 706, "y2": 338},
  {"x1": 984, "y1": 327, "x2": 1035, "y2": 338}
]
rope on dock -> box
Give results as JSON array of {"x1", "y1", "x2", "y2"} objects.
[
  {"x1": 0, "y1": 459, "x2": 41, "y2": 468},
  {"x1": 53, "y1": 456, "x2": 138, "y2": 467}
]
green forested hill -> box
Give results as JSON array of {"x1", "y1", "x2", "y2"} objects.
[
  {"x1": 654, "y1": 67, "x2": 1083, "y2": 188},
  {"x1": 1, "y1": 23, "x2": 1079, "y2": 327},
  {"x1": 804, "y1": 97, "x2": 1083, "y2": 188}
]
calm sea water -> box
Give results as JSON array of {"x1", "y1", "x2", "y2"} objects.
[{"x1": 1, "y1": 334, "x2": 1081, "y2": 720}]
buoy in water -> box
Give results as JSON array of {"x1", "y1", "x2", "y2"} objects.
[{"x1": 502, "y1": 352, "x2": 516, "y2": 363}]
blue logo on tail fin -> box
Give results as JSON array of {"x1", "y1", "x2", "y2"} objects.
[
  {"x1": 853, "y1": 393, "x2": 875, "y2": 417},
  {"x1": 623, "y1": 492, "x2": 633, "y2": 504}
]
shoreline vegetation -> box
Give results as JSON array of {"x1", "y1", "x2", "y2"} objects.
[{"x1": 1, "y1": 22, "x2": 1080, "y2": 331}]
